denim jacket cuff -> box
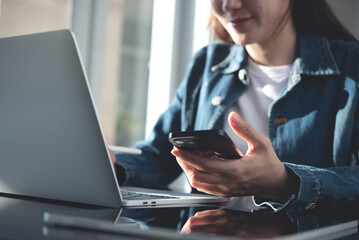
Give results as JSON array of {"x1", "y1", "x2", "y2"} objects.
[
  {"x1": 252, "y1": 194, "x2": 297, "y2": 212},
  {"x1": 282, "y1": 163, "x2": 321, "y2": 211},
  {"x1": 253, "y1": 163, "x2": 321, "y2": 211}
]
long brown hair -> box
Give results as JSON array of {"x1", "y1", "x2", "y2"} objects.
[{"x1": 209, "y1": 0, "x2": 357, "y2": 43}]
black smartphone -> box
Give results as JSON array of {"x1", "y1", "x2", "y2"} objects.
[{"x1": 168, "y1": 129, "x2": 241, "y2": 159}]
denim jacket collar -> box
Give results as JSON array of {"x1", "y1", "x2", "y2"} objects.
[
  {"x1": 210, "y1": 34, "x2": 341, "y2": 79},
  {"x1": 298, "y1": 34, "x2": 340, "y2": 75}
]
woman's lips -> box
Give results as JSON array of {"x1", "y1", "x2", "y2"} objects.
[{"x1": 229, "y1": 17, "x2": 253, "y2": 28}]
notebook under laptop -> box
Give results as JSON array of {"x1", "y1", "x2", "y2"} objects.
[{"x1": 0, "y1": 29, "x2": 226, "y2": 207}]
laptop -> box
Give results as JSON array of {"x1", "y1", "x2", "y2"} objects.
[{"x1": 0, "y1": 29, "x2": 226, "y2": 207}]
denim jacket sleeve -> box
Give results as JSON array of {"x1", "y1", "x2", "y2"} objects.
[
  {"x1": 254, "y1": 117, "x2": 359, "y2": 212},
  {"x1": 255, "y1": 107, "x2": 359, "y2": 212},
  {"x1": 282, "y1": 164, "x2": 359, "y2": 211}
]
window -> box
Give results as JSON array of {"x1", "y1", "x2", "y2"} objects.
[
  {"x1": 0, "y1": 0, "x2": 72, "y2": 37},
  {"x1": 73, "y1": 0, "x2": 209, "y2": 147},
  {"x1": 99, "y1": 0, "x2": 154, "y2": 146}
]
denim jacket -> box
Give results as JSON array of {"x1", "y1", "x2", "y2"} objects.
[{"x1": 116, "y1": 33, "x2": 359, "y2": 212}]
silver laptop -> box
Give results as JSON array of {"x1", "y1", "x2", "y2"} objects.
[{"x1": 0, "y1": 29, "x2": 226, "y2": 207}]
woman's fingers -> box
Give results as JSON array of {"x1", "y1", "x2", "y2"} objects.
[
  {"x1": 171, "y1": 148, "x2": 240, "y2": 175},
  {"x1": 173, "y1": 154, "x2": 242, "y2": 196},
  {"x1": 228, "y1": 112, "x2": 266, "y2": 149}
]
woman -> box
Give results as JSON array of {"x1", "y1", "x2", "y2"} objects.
[{"x1": 115, "y1": 0, "x2": 359, "y2": 211}]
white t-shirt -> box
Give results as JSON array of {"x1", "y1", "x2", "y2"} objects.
[{"x1": 223, "y1": 58, "x2": 292, "y2": 154}]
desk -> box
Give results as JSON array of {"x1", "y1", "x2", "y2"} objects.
[{"x1": 0, "y1": 194, "x2": 358, "y2": 240}]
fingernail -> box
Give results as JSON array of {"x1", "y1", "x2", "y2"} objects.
[
  {"x1": 230, "y1": 112, "x2": 241, "y2": 125},
  {"x1": 171, "y1": 149, "x2": 179, "y2": 157}
]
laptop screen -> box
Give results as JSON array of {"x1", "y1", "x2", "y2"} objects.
[{"x1": 0, "y1": 30, "x2": 122, "y2": 207}]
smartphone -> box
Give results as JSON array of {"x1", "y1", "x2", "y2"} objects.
[{"x1": 168, "y1": 129, "x2": 241, "y2": 159}]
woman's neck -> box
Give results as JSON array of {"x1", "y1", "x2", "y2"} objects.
[{"x1": 245, "y1": 19, "x2": 297, "y2": 66}]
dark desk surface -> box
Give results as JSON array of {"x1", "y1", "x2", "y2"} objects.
[{"x1": 0, "y1": 194, "x2": 358, "y2": 240}]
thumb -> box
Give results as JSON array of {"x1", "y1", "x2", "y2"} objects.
[{"x1": 228, "y1": 112, "x2": 263, "y2": 148}]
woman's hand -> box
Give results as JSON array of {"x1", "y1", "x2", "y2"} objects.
[
  {"x1": 181, "y1": 209, "x2": 296, "y2": 238},
  {"x1": 171, "y1": 112, "x2": 299, "y2": 201}
]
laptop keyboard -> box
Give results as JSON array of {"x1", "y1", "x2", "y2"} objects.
[{"x1": 121, "y1": 190, "x2": 180, "y2": 200}]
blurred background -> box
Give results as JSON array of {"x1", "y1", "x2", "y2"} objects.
[{"x1": 0, "y1": 0, "x2": 358, "y2": 148}]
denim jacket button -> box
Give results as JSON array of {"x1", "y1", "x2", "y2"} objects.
[
  {"x1": 211, "y1": 96, "x2": 222, "y2": 106},
  {"x1": 238, "y1": 69, "x2": 246, "y2": 80},
  {"x1": 238, "y1": 69, "x2": 250, "y2": 86}
]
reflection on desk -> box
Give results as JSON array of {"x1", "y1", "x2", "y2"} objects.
[
  {"x1": 0, "y1": 194, "x2": 358, "y2": 240},
  {"x1": 0, "y1": 193, "x2": 120, "y2": 240},
  {"x1": 181, "y1": 209, "x2": 296, "y2": 237},
  {"x1": 181, "y1": 208, "x2": 358, "y2": 239}
]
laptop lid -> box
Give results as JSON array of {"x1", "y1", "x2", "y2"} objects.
[{"x1": 0, "y1": 30, "x2": 123, "y2": 207}]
